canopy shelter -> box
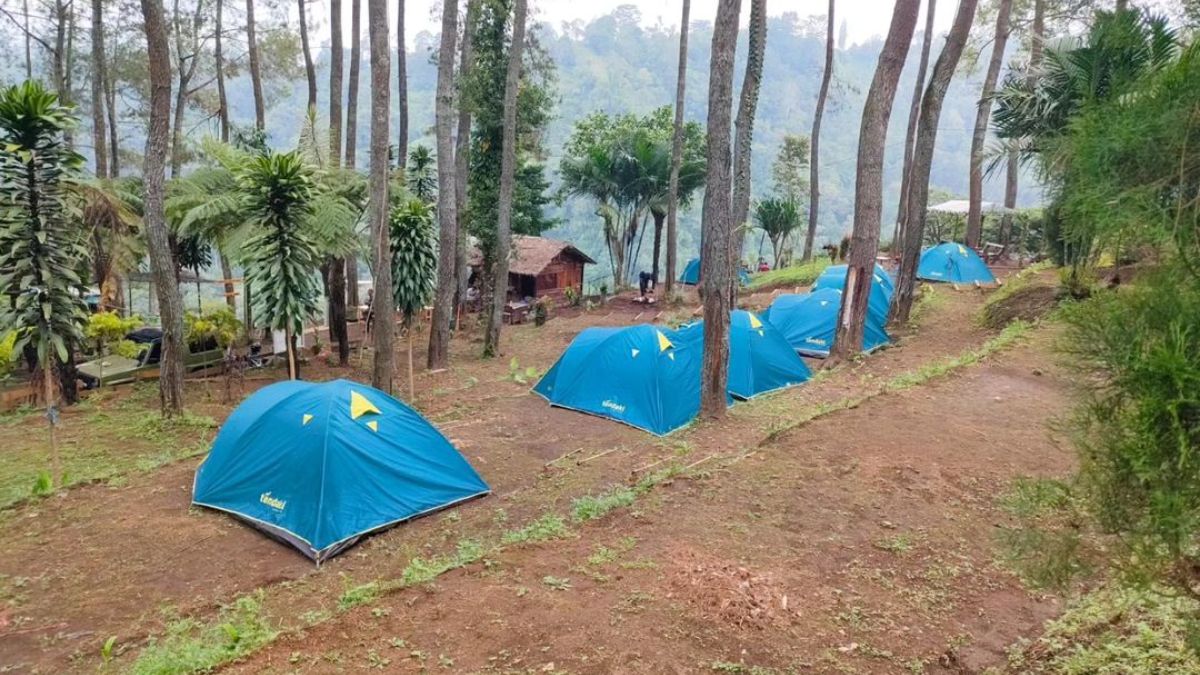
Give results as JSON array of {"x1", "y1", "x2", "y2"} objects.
[
  {"x1": 918, "y1": 242, "x2": 998, "y2": 285},
  {"x1": 926, "y1": 199, "x2": 1014, "y2": 215},
  {"x1": 192, "y1": 379, "x2": 489, "y2": 562},
  {"x1": 533, "y1": 325, "x2": 706, "y2": 436},
  {"x1": 810, "y1": 264, "x2": 894, "y2": 327},
  {"x1": 679, "y1": 258, "x2": 752, "y2": 287},
  {"x1": 763, "y1": 288, "x2": 891, "y2": 358},
  {"x1": 673, "y1": 310, "x2": 812, "y2": 399}
]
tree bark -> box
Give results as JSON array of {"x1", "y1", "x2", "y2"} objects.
[
  {"x1": 215, "y1": 0, "x2": 229, "y2": 142},
  {"x1": 140, "y1": 0, "x2": 186, "y2": 416},
  {"x1": 454, "y1": 0, "x2": 478, "y2": 317},
  {"x1": 245, "y1": 0, "x2": 265, "y2": 128},
  {"x1": 428, "y1": 0, "x2": 458, "y2": 370},
  {"x1": 651, "y1": 209, "x2": 665, "y2": 283},
  {"x1": 483, "y1": 0, "x2": 527, "y2": 358},
  {"x1": 893, "y1": 0, "x2": 936, "y2": 250},
  {"x1": 89, "y1": 0, "x2": 108, "y2": 178},
  {"x1": 328, "y1": 0, "x2": 343, "y2": 168},
  {"x1": 965, "y1": 0, "x2": 1012, "y2": 248},
  {"x1": 105, "y1": 37, "x2": 120, "y2": 176},
  {"x1": 328, "y1": 259, "x2": 350, "y2": 365},
  {"x1": 23, "y1": 0, "x2": 31, "y2": 79},
  {"x1": 664, "y1": 0, "x2": 690, "y2": 298},
  {"x1": 170, "y1": 0, "x2": 204, "y2": 178},
  {"x1": 1003, "y1": 0, "x2": 1044, "y2": 252},
  {"x1": 804, "y1": 0, "x2": 835, "y2": 261},
  {"x1": 298, "y1": 0, "x2": 318, "y2": 113},
  {"x1": 344, "y1": 0, "x2": 361, "y2": 167},
  {"x1": 830, "y1": 0, "x2": 920, "y2": 360},
  {"x1": 729, "y1": 0, "x2": 766, "y2": 274},
  {"x1": 699, "y1": 0, "x2": 741, "y2": 419},
  {"x1": 367, "y1": 0, "x2": 394, "y2": 392},
  {"x1": 218, "y1": 252, "x2": 235, "y2": 309},
  {"x1": 893, "y1": 0, "x2": 980, "y2": 324},
  {"x1": 396, "y1": 0, "x2": 408, "y2": 167}
]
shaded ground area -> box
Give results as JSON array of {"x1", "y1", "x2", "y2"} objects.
[
  {"x1": 227, "y1": 331, "x2": 1072, "y2": 674},
  {"x1": 0, "y1": 281, "x2": 1032, "y2": 673}
]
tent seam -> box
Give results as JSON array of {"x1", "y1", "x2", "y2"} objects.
[{"x1": 312, "y1": 380, "x2": 339, "y2": 559}]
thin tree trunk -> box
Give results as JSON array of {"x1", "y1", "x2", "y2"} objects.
[
  {"x1": 23, "y1": 0, "x2": 32, "y2": 79},
  {"x1": 105, "y1": 37, "x2": 120, "y2": 176},
  {"x1": 893, "y1": 0, "x2": 980, "y2": 324},
  {"x1": 664, "y1": 0, "x2": 690, "y2": 298},
  {"x1": 140, "y1": 0, "x2": 186, "y2": 416},
  {"x1": 699, "y1": 0, "x2": 741, "y2": 419},
  {"x1": 804, "y1": 0, "x2": 835, "y2": 261},
  {"x1": 651, "y1": 209, "x2": 665, "y2": 283},
  {"x1": 830, "y1": 0, "x2": 920, "y2": 360},
  {"x1": 329, "y1": 0, "x2": 343, "y2": 167},
  {"x1": 454, "y1": 0, "x2": 478, "y2": 316},
  {"x1": 483, "y1": 0, "x2": 527, "y2": 358},
  {"x1": 215, "y1": 0, "x2": 229, "y2": 141},
  {"x1": 396, "y1": 0, "x2": 408, "y2": 167},
  {"x1": 965, "y1": 0, "x2": 1012, "y2": 248},
  {"x1": 63, "y1": 0, "x2": 76, "y2": 147},
  {"x1": 729, "y1": 0, "x2": 766, "y2": 277},
  {"x1": 328, "y1": 259, "x2": 349, "y2": 365},
  {"x1": 428, "y1": 0, "x2": 458, "y2": 370},
  {"x1": 368, "y1": 0, "x2": 394, "y2": 392},
  {"x1": 893, "y1": 0, "x2": 936, "y2": 250},
  {"x1": 43, "y1": 360, "x2": 61, "y2": 486},
  {"x1": 1003, "y1": 0, "x2": 1044, "y2": 253},
  {"x1": 344, "y1": 0, "x2": 361, "y2": 167},
  {"x1": 170, "y1": 0, "x2": 204, "y2": 177},
  {"x1": 219, "y1": 252, "x2": 235, "y2": 309},
  {"x1": 89, "y1": 0, "x2": 108, "y2": 178},
  {"x1": 298, "y1": 0, "x2": 317, "y2": 112},
  {"x1": 245, "y1": 0, "x2": 265, "y2": 128}
]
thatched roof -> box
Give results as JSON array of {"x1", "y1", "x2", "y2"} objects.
[{"x1": 470, "y1": 235, "x2": 596, "y2": 276}]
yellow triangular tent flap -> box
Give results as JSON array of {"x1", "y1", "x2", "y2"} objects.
[
  {"x1": 366, "y1": 420, "x2": 379, "y2": 432},
  {"x1": 302, "y1": 414, "x2": 314, "y2": 426},
  {"x1": 350, "y1": 390, "x2": 381, "y2": 420},
  {"x1": 656, "y1": 330, "x2": 673, "y2": 353}
]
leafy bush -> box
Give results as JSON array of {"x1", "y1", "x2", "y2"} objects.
[
  {"x1": 1060, "y1": 265, "x2": 1200, "y2": 598},
  {"x1": 0, "y1": 331, "x2": 16, "y2": 379},
  {"x1": 184, "y1": 306, "x2": 242, "y2": 350},
  {"x1": 86, "y1": 311, "x2": 143, "y2": 360},
  {"x1": 563, "y1": 286, "x2": 581, "y2": 307}
]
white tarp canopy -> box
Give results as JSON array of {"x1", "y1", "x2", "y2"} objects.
[{"x1": 927, "y1": 199, "x2": 1014, "y2": 215}]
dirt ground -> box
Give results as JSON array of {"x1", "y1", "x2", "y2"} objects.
[{"x1": 0, "y1": 279, "x2": 1072, "y2": 673}]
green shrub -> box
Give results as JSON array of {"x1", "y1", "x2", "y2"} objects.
[
  {"x1": 0, "y1": 331, "x2": 16, "y2": 379},
  {"x1": 184, "y1": 306, "x2": 242, "y2": 349},
  {"x1": 129, "y1": 593, "x2": 277, "y2": 675}
]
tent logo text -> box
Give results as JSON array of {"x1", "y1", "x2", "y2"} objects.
[
  {"x1": 260, "y1": 492, "x2": 287, "y2": 511},
  {"x1": 601, "y1": 400, "x2": 626, "y2": 413}
]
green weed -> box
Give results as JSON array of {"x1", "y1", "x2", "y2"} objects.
[
  {"x1": 129, "y1": 593, "x2": 278, "y2": 675},
  {"x1": 541, "y1": 575, "x2": 572, "y2": 591},
  {"x1": 500, "y1": 513, "x2": 572, "y2": 545},
  {"x1": 338, "y1": 581, "x2": 380, "y2": 610}
]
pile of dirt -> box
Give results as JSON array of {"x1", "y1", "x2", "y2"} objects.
[
  {"x1": 980, "y1": 284, "x2": 1061, "y2": 329},
  {"x1": 668, "y1": 550, "x2": 798, "y2": 629}
]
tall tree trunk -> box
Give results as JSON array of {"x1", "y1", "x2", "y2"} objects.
[
  {"x1": 170, "y1": 0, "x2": 204, "y2": 178},
  {"x1": 219, "y1": 252, "x2": 235, "y2": 309},
  {"x1": 804, "y1": 0, "x2": 835, "y2": 261},
  {"x1": 298, "y1": 0, "x2": 317, "y2": 112},
  {"x1": 729, "y1": 0, "x2": 766, "y2": 277},
  {"x1": 454, "y1": 0, "x2": 478, "y2": 316},
  {"x1": 245, "y1": 0, "x2": 265, "y2": 128},
  {"x1": 328, "y1": 260, "x2": 349, "y2": 365},
  {"x1": 367, "y1": 0, "x2": 394, "y2": 392},
  {"x1": 396, "y1": 0, "x2": 408, "y2": 168},
  {"x1": 965, "y1": 0, "x2": 1012, "y2": 248},
  {"x1": 23, "y1": 0, "x2": 32, "y2": 79},
  {"x1": 140, "y1": 0, "x2": 186, "y2": 416},
  {"x1": 651, "y1": 209, "x2": 665, "y2": 283},
  {"x1": 830, "y1": 0, "x2": 920, "y2": 360},
  {"x1": 344, "y1": 0, "x2": 361, "y2": 167},
  {"x1": 428, "y1": 0, "x2": 458, "y2": 370},
  {"x1": 329, "y1": 0, "x2": 343, "y2": 167},
  {"x1": 664, "y1": 0, "x2": 690, "y2": 297},
  {"x1": 63, "y1": 0, "x2": 76, "y2": 148},
  {"x1": 90, "y1": 0, "x2": 108, "y2": 178},
  {"x1": 699, "y1": 0, "x2": 741, "y2": 419},
  {"x1": 893, "y1": 0, "x2": 979, "y2": 324},
  {"x1": 215, "y1": 0, "x2": 229, "y2": 141},
  {"x1": 105, "y1": 43, "x2": 120, "y2": 176},
  {"x1": 483, "y1": 0, "x2": 527, "y2": 358},
  {"x1": 1004, "y1": 0, "x2": 1044, "y2": 252},
  {"x1": 893, "y1": 0, "x2": 936, "y2": 250}
]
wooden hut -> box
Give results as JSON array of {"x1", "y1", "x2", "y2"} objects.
[{"x1": 470, "y1": 235, "x2": 595, "y2": 301}]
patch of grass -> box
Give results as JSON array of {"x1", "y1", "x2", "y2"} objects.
[
  {"x1": 129, "y1": 593, "x2": 278, "y2": 675},
  {"x1": 541, "y1": 575, "x2": 572, "y2": 591},
  {"x1": 399, "y1": 539, "x2": 485, "y2": 587},
  {"x1": 994, "y1": 476, "x2": 1090, "y2": 591},
  {"x1": 587, "y1": 537, "x2": 637, "y2": 566},
  {"x1": 885, "y1": 320, "x2": 1032, "y2": 392},
  {"x1": 572, "y1": 485, "x2": 637, "y2": 522},
  {"x1": 1001, "y1": 476, "x2": 1073, "y2": 519},
  {"x1": 500, "y1": 513, "x2": 572, "y2": 545},
  {"x1": 907, "y1": 285, "x2": 946, "y2": 326},
  {"x1": 874, "y1": 533, "x2": 916, "y2": 555},
  {"x1": 1005, "y1": 585, "x2": 1200, "y2": 673},
  {"x1": 709, "y1": 661, "x2": 780, "y2": 674},
  {"x1": 747, "y1": 259, "x2": 831, "y2": 291},
  {"x1": 338, "y1": 581, "x2": 380, "y2": 610}
]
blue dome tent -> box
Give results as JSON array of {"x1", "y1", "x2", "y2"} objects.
[
  {"x1": 679, "y1": 258, "x2": 752, "y2": 287},
  {"x1": 810, "y1": 264, "x2": 894, "y2": 326},
  {"x1": 918, "y1": 242, "x2": 997, "y2": 284},
  {"x1": 533, "y1": 325, "x2": 704, "y2": 436},
  {"x1": 763, "y1": 288, "x2": 891, "y2": 357},
  {"x1": 674, "y1": 310, "x2": 812, "y2": 399},
  {"x1": 193, "y1": 379, "x2": 489, "y2": 562}
]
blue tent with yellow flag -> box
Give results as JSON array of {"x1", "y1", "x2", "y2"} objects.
[
  {"x1": 918, "y1": 242, "x2": 997, "y2": 284},
  {"x1": 673, "y1": 310, "x2": 812, "y2": 399},
  {"x1": 192, "y1": 379, "x2": 489, "y2": 562},
  {"x1": 763, "y1": 288, "x2": 891, "y2": 357},
  {"x1": 811, "y1": 263, "x2": 894, "y2": 326},
  {"x1": 680, "y1": 257, "x2": 752, "y2": 287},
  {"x1": 533, "y1": 324, "x2": 704, "y2": 436}
]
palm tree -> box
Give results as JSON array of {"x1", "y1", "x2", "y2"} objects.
[
  {"x1": 407, "y1": 145, "x2": 438, "y2": 204},
  {"x1": 176, "y1": 235, "x2": 212, "y2": 314},
  {"x1": 238, "y1": 151, "x2": 321, "y2": 380},
  {"x1": 390, "y1": 198, "x2": 437, "y2": 399},
  {"x1": 755, "y1": 198, "x2": 801, "y2": 267},
  {"x1": 0, "y1": 81, "x2": 90, "y2": 486}
]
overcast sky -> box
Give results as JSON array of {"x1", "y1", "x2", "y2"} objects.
[{"x1": 349, "y1": 1, "x2": 962, "y2": 49}]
